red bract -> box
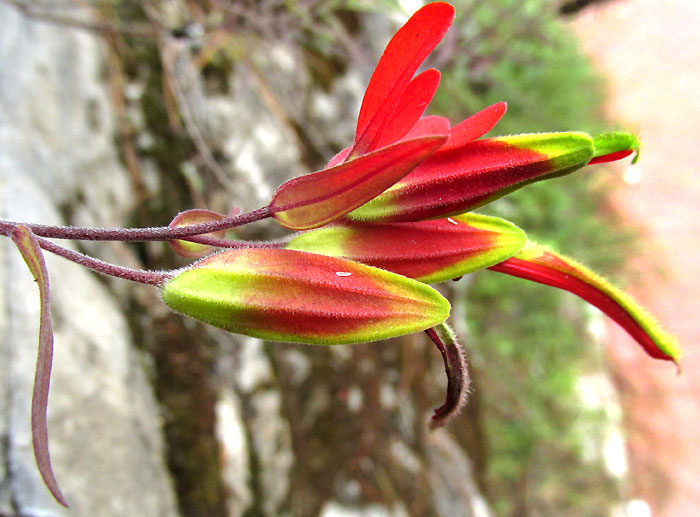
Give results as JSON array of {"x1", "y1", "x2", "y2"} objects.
[{"x1": 351, "y1": 2, "x2": 455, "y2": 156}]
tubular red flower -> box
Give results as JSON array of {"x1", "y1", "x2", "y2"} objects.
[{"x1": 488, "y1": 242, "x2": 681, "y2": 364}]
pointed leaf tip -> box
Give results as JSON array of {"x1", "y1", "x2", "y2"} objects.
[
  {"x1": 489, "y1": 242, "x2": 681, "y2": 364},
  {"x1": 11, "y1": 225, "x2": 68, "y2": 507}
]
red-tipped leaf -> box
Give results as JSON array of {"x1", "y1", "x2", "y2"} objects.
[{"x1": 270, "y1": 135, "x2": 446, "y2": 230}]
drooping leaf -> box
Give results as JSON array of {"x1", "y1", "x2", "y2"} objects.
[
  {"x1": 161, "y1": 248, "x2": 450, "y2": 344},
  {"x1": 270, "y1": 135, "x2": 446, "y2": 230},
  {"x1": 352, "y1": 2, "x2": 455, "y2": 155},
  {"x1": 426, "y1": 323, "x2": 469, "y2": 429},
  {"x1": 348, "y1": 132, "x2": 595, "y2": 223},
  {"x1": 489, "y1": 241, "x2": 681, "y2": 364},
  {"x1": 286, "y1": 213, "x2": 526, "y2": 284},
  {"x1": 168, "y1": 209, "x2": 228, "y2": 258},
  {"x1": 11, "y1": 225, "x2": 68, "y2": 507}
]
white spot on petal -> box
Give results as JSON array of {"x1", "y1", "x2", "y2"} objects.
[
  {"x1": 336, "y1": 271, "x2": 352, "y2": 277},
  {"x1": 447, "y1": 217, "x2": 458, "y2": 225}
]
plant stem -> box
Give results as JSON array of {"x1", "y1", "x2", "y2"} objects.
[
  {"x1": 36, "y1": 237, "x2": 171, "y2": 286},
  {"x1": 0, "y1": 206, "x2": 271, "y2": 243}
]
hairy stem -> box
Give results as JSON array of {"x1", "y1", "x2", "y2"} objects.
[
  {"x1": 36, "y1": 238, "x2": 171, "y2": 286},
  {"x1": 0, "y1": 206, "x2": 271, "y2": 243}
]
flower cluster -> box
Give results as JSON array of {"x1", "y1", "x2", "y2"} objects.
[{"x1": 0, "y1": 1, "x2": 679, "y2": 507}]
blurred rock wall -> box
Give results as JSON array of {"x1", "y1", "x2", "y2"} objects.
[{"x1": 0, "y1": 2, "x2": 491, "y2": 516}]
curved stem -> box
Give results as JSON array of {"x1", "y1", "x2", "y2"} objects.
[
  {"x1": 0, "y1": 206, "x2": 271, "y2": 243},
  {"x1": 37, "y1": 238, "x2": 171, "y2": 286}
]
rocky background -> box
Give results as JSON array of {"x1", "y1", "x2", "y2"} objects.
[{"x1": 0, "y1": 1, "x2": 641, "y2": 516}]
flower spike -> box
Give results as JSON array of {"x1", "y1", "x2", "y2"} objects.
[
  {"x1": 270, "y1": 135, "x2": 446, "y2": 230},
  {"x1": 348, "y1": 132, "x2": 595, "y2": 223},
  {"x1": 161, "y1": 248, "x2": 450, "y2": 344},
  {"x1": 286, "y1": 213, "x2": 526, "y2": 284},
  {"x1": 489, "y1": 242, "x2": 681, "y2": 364},
  {"x1": 351, "y1": 2, "x2": 455, "y2": 156}
]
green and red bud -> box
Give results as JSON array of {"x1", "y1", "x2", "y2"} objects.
[
  {"x1": 489, "y1": 242, "x2": 681, "y2": 364},
  {"x1": 286, "y1": 213, "x2": 526, "y2": 284},
  {"x1": 168, "y1": 209, "x2": 228, "y2": 258},
  {"x1": 347, "y1": 132, "x2": 595, "y2": 223},
  {"x1": 161, "y1": 248, "x2": 450, "y2": 344},
  {"x1": 589, "y1": 130, "x2": 641, "y2": 164}
]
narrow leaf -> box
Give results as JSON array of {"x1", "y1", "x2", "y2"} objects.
[
  {"x1": 426, "y1": 323, "x2": 469, "y2": 429},
  {"x1": 352, "y1": 2, "x2": 455, "y2": 155},
  {"x1": 168, "y1": 209, "x2": 228, "y2": 258},
  {"x1": 348, "y1": 132, "x2": 595, "y2": 223},
  {"x1": 11, "y1": 225, "x2": 68, "y2": 507},
  {"x1": 489, "y1": 242, "x2": 681, "y2": 364},
  {"x1": 286, "y1": 213, "x2": 526, "y2": 284},
  {"x1": 437, "y1": 102, "x2": 508, "y2": 153},
  {"x1": 270, "y1": 135, "x2": 446, "y2": 230},
  {"x1": 161, "y1": 248, "x2": 450, "y2": 344}
]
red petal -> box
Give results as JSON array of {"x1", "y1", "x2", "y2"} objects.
[
  {"x1": 375, "y1": 68, "x2": 441, "y2": 148},
  {"x1": 352, "y1": 2, "x2": 455, "y2": 155},
  {"x1": 438, "y1": 102, "x2": 507, "y2": 153},
  {"x1": 271, "y1": 135, "x2": 446, "y2": 230},
  {"x1": 588, "y1": 149, "x2": 634, "y2": 164},
  {"x1": 489, "y1": 248, "x2": 680, "y2": 363},
  {"x1": 403, "y1": 115, "x2": 451, "y2": 139}
]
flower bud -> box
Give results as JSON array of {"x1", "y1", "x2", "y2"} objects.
[
  {"x1": 286, "y1": 214, "x2": 526, "y2": 284},
  {"x1": 347, "y1": 132, "x2": 595, "y2": 223},
  {"x1": 161, "y1": 248, "x2": 450, "y2": 344}
]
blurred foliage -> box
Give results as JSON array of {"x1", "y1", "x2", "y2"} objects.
[{"x1": 430, "y1": 0, "x2": 635, "y2": 515}]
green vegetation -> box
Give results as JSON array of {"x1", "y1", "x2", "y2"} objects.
[{"x1": 431, "y1": 1, "x2": 634, "y2": 514}]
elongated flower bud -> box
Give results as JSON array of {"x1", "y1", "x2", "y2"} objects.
[
  {"x1": 161, "y1": 248, "x2": 450, "y2": 344},
  {"x1": 489, "y1": 242, "x2": 681, "y2": 364},
  {"x1": 347, "y1": 132, "x2": 595, "y2": 223},
  {"x1": 286, "y1": 214, "x2": 526, "y2": 284}
]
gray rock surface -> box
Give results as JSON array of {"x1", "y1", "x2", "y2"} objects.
[{"x1": 0, "y1": 2, "x2": 178, "y2": 515}]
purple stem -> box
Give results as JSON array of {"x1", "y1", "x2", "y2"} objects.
[
  {"x1": 0, "y1": 206, "x2": 271, "y2": 242},
  {"x1": 36, "y1": 237, "x2": 171, "y2": 286}
]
